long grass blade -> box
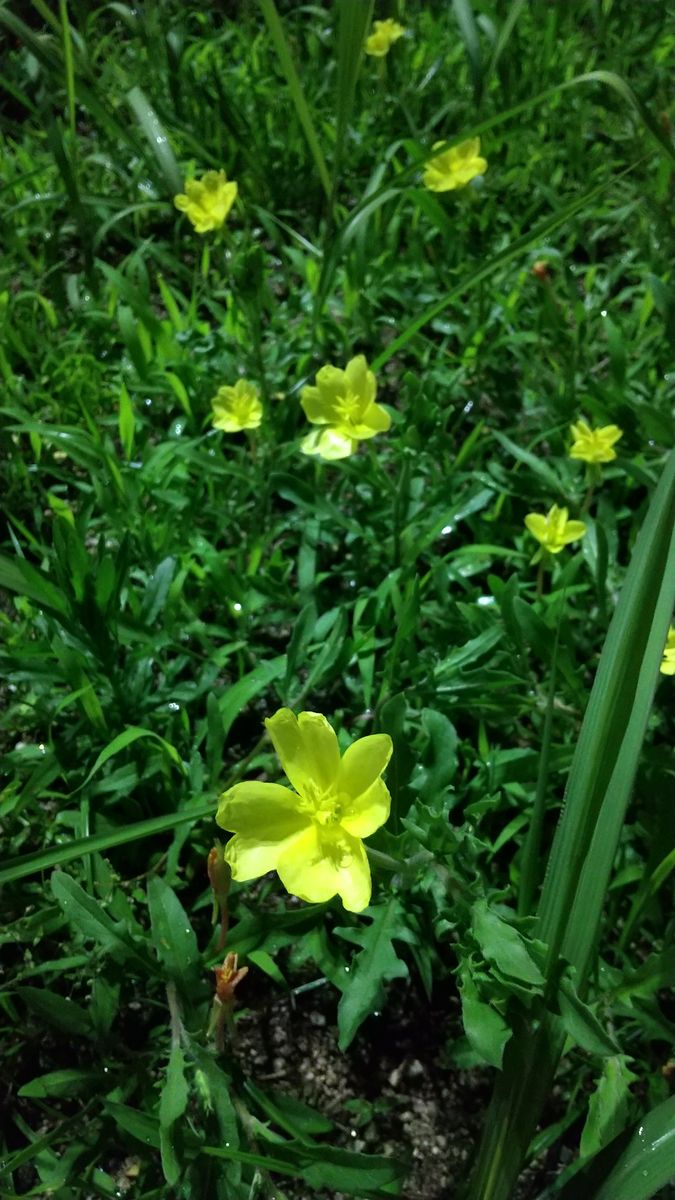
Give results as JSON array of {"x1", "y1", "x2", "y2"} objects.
[
  {"x1": 550, "y1": 1096, "x2": 675, "y2": 1200},
  {"x1": 258, "y1": 0, "x2": 332, "y2": 200},
  {"x1": 452, "y1": 0, "x2": 483, "y2": 102},
  {"x1": 333, "y1": 0, "x2": 374, "y2": 192},
  {"x1": 471, "y1": 450, "x2": 675, "y2": 1200},
  {"x1": 0, "y1": 802, "x2": 215, "y2": 887},
  {"x1": 126, "y1": 85, "x2": 183, "y2": 195},
  {"x1": 57, "y1": 0, "x2": 77, "y2": 139}
]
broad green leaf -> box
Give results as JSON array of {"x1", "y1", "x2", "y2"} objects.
[
  {"x1": 17, "y1": 987, "x2": 91, "y2": 1037},
  {"x1": 558, "y1": 978, "x2": 620, "y2": 1058},
  {"x1": 0, "y1": 553, "x2": 69, "y2": 615},
  {"x1": 471, "y1": 901, "x2": 544, "y2": 986},
  {"x1": 159, "y1": 1044, "x2": 189, "y2": 1186},
  {"x1": 336, "y1": 900, "x2": 410, "y2": 1050},
  {"x1": 18, "y1": 1069, "x2": 102, "y2": 1098},
  {"x1": 580, "y1": 1057, "x2": 636, "y2": 1159},
  {"x1": 147, "y1": 877, "x2": 200, "y2": 991},
  {"x1": 459, "y1": 968, "x2": 511, "y2": 1070},
  {"x1": 191, "y1": 1046, "x2": 240, "y2": 1157},
  {"x1": 51, "y1": 872, "x2": 153, "y2": 970}
]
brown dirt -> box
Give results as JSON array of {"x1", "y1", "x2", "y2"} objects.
[{"x1": 234, "y1": 972, "x2": 566, "y2": 1200}]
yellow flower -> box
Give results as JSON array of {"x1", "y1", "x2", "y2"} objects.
[
  {"x1": 216, "y1": 709, "x2": 393, "y2": 912},
  {"x1": 660, "y1": 627, "x2": 675, "y2": 676},
  {"x1": 524, "y1": 504, "x2": 587, "y2": 555},
  {"x1": 423, "y1": 138, "x2": 487, "y2": 192},
  {"x1": 300, "y1": 355, "x2": 391, "y2": 461},
  {"x1": 211, "y1": 379, "x2": 262, "y2": 432},
  {"x1": 174, "y1": 169, "x2": 238, "y2": 234},
  {"x1": 365, "y1": 18, "x2": 406, "y2": 56},
  {"x1": 569, "y1": 420, "x2": 623, "y2": 464}
]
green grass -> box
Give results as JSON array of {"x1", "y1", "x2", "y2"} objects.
[{"x1": 1, "y1": 2, "x2": 674, "y2": 1198}]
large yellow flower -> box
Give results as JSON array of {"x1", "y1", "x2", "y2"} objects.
[
  {"x1": 423, "y1": 138, "x2": 487, "y2": 192},
  {"x1": 660, "y1": 627, "x2": 675, "y2": 676},
  {"x1": 300, "y1": 355, "x2": 391, "y2": 461},
  {"x1": 211, "y1": 379, "x2": 262, "y2": 432},
  {"x1": 174, "y1": 170, "x2": 238, "y2": 234},
  {"x1": 365, "y1": 18, "x2": 406, "y2": 56},
  {"x1": 216, "y1": 709, "x2": 393, "y2": 912},
  {"x1": 569, "y1": 420, "x2": 623, "y2": 464},
  {"x1": 525, "y1": 504, "x2": 587, "y2": 555}
]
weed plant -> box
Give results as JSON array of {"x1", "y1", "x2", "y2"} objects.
[{"x1": 1, "y1": 2, "x2": 674, "y2": 1198}]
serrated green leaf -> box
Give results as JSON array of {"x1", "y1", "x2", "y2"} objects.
[
  {"x1": 471, "y1": 900, "x2": 544, "y2": 986},
  {"x1": 558, "y1": 978, "x2": 620, "y2": 1058},
  {"x1": 580, "y1": 1056, "x2": 636, "y2": 1159},
  {"x1": 336, "y1": 900, "x2": 409, "y2": 1050}
]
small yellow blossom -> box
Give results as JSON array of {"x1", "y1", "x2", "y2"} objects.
[
  {"x1": 660, "y1": 627, "x2": 675, "y2": 676},
  {"x1": 423, "y1": 138, "x2": 487, "y2": 192},
  {"x1": 174, "y1": 169, "x2": 238, "y2": 234},
  {"x1": 211, "y1": 379, "x2": 262, "y2": 433},
  {"x1": 300, "y1": 355, "x2": 390, "y2": 461},
  {"x1": 216, "y1": 709, "x2": 393, "y2": 912},
  {"x1": 525, "y1": 504, "x2": 587, "y2": 555},
  {"x1": 365, "y1": 18, "x2": 406, "y2": 56},
  {"x1": 569, "y1": 420, "x2": 623, "y2": 464}
]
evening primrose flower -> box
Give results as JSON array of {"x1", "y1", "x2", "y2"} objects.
[
  {"x1": 174, "y1": 170, "x2": 237, "y2": 234},
  {"x1": 660, "y1": 627, "x2": 675, "y2": 676},
  {"x1": 300, "y1": 355, "x2": 390, "y2": 461},
  {"x1": 365, "y1": 18, "x2": 406, "y2": 56},
  {"x1": 525, "y1": 504, "x2": 587, "y2": 556},
  {"x1": 216, "y1": 709, "x2": 393, "y2": 912},
  {"x1": 569, "y1": 420, "x2": 623, "y2": 464},
  {"x1": 211, "y1": 379, "x2": 262, "y2": 432},
  {"x1": 423, "y1": 138, "x2": 487, "y2": 192}
]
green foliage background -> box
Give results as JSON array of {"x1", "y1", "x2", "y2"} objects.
[{"x1": 1, "y1": 1, "x2": 674, "y2": 1197}]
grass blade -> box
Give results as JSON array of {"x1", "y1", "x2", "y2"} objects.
[
  {"x1": 334, "y1": 0, "x2": 374, "y2": 191},
  {"x1": 258, "y1": 0, "x2": 332, "y2": 200},
  {"x1": 0, "y1": 802, "x2": 215, "y2": 887},
  {"x1": 126, "y1": 85, "x2": 183, "y2": 195},
  {"x1": 452, "y1": 0, "x2": 483, "y2": 102},
  {"x1": 551, "y1": 1096, "x2": 675, "y2": 1200},
  {"x1": 471, "y1": 450, "x2": 675, "y2": 1200}
]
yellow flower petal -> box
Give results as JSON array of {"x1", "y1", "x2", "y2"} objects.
[
  {"x1": 559, "y1": 519, "x2": 587, "y2": 543},
  {"x1": 300, "y1": 427, "x2": 357, "y2": 460},
  {"x1": 338, "y1": 734, "x2": 393, "y2": 803},
  {"x1": 217, "y1": 782, "x2": 312, "y2": 878},
  {"x1": 265, "y1": 709, "x2": 341, "y2": 800},
  {"x1": 277, "y1": 825, "x2": 372, "y2": 912},
  {"x1": 524, "y1": 513, "x2": 550, "y2": 542},
  {"x1": 344, "y1": 355, "x2": 376, "y2": 406},
  {"x1": 341, "y1": 777, "x2": 391, "y2": 839}
]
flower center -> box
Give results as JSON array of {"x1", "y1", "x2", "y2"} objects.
[
  {"x1": 298, "y1": 784, "x2": 343, "y2": 825},
  {"x1": 334, "y1": 389, "x2": 361, "y2": 424}
]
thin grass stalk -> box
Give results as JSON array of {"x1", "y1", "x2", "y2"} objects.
[{"x1": 470, "y1": 450, "x2": 675, "y2": 1200}]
